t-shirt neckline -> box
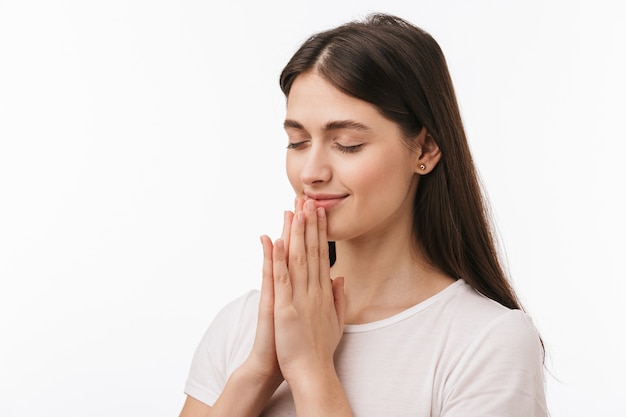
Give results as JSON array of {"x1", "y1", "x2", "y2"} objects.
[{"x1": 342, "y1": 279, "x2": 465, "y2": 333}]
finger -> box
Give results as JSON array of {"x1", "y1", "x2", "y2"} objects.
[
  {"x1": 317, "y1": 207, "x2": 332, "y2": 293},
  {"x1": 258, "y1": 235, "x2": 275, "y2": 326},
  {"x1": 280, "y1": 210, "x2": 294, "y2": 262},
  {"x1": 272, "y1": 238, "x2": 292, "y2": 305},
  {"x1": 288, "y1": 208, "x2": 308, "y2": 298},
  {"x1": 303, "y1": 199, "x2": 320, "y2": 292},
  {"x1": 295, "y1": 197, "x2": 304, "y2": 213},
  {"x1": 281, "y1": 196, "x2": 302, "y2": 262}
]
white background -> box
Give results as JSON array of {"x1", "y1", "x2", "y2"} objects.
[{"x1": 1, "y1": 0, "x2": 624, "y2": 416}]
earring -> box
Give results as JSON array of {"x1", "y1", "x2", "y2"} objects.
[{"x1": 419, "y1": 164, "x2": 426, "y2": 170}]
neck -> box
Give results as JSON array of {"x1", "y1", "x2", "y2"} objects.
[{"x1": 331, "y1": 231, "x2": 455, "y2": 324}]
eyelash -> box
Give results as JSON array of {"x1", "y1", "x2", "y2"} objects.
[
  {"x1": 335, "y1": 143, "x2": 363, "y2": 153},
  {"x1": 286, "y1": 142, "x2": 305, "y2": 150},
  {"x1": 286, "y1": 141, "x2": 364, "y2": 153}
]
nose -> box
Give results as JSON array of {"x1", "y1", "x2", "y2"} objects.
[{"x1": 300, "y1": 143, "x2": 332, "y2": 185}]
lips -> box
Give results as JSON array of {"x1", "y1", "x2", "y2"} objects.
[{"x1": 305, "y1": 193, "x2": 348, "y2": 210}]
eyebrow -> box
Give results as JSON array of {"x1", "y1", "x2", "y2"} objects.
[{"x1": 283, "y1": 119, "x2": 371, "y2": 132}]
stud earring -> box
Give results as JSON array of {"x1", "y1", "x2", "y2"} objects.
[{"x1": 419, "y1": 164, "x2": 426, "y2": 170}]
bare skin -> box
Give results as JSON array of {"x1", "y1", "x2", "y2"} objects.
[
  {"x1": 179, "y1": 199, "x2": 350, "y2": 417},
  {"x1": 178, "y1": 72, "x2": 454, "y2": 416}
]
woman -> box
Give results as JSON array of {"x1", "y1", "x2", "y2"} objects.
[{"x1": 179, "y1": 13, "x2": 547, "y2": 417}]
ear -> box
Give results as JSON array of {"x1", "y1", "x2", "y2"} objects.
[{"x1": 412, "y1": 128, "x2": 441, "y2": 175}]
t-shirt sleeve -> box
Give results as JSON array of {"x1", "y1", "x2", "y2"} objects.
[
  {"x1": 183, "y1": 290, "x2": 260, "y2": 406},
  {"x1": 441, "y1": 309, "x2": 548, "y2": 417}
]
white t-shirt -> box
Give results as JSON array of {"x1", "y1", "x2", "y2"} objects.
[{"x1": 184, "y1": 280, "x2": 548, "y2": 416}]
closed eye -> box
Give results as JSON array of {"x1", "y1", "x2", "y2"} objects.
[
  {"x1": 286, "y1": 141, "x2": 308, "y2": 150},
  {"x1": 335, "y1": 143, "x2": 364, "y2": 153}
]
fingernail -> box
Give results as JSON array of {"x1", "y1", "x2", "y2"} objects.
[
  {"x1": 305, "y1": 199, "x2": 315, "y2": 212},
  {"x1": 317, "y1": 207, "x2": 325, "y2": 219},
  {"x1": 297, "y1": 211, "x2": 305, "y2": 223}
]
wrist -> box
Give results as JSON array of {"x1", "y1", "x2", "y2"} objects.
[
  {"x1": 284, "y1": 363, "x2": 338, "y2": 396},
  {"x1": 209, "y1": 365, "x2": 283, "y2": 417},
  {"x1": 237, "y1": 358, "x2": 284, "y2": 391},
  {"x1": 287, "y1": 367, "x2": 354, "y2": 417}
]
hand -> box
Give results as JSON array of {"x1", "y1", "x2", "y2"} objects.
[
  {"x1": 272, "y1": 199, "x2": 346, "y2": 382},
  {"x1": 242, "y1": 235, "x2": 282, "y2": 384},
  {"x1": 242, "y1": 199, "x2": 303, "y2": 383},
  {"x1": 278, "y1": 197, "x2": 304, "y2": 264}
]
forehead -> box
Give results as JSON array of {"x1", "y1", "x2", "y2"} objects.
[{"x1": 285, "y1": 72, "x2": 382, "y2": 125}]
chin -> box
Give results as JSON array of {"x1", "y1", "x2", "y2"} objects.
[
  {"x1": 325, "y1": 226, "x2": 348, "y2": 243},
  {"x1": 326, "y1": 217, "x2": 359, "y2": 243},
  {"x1": 325, "y1": 221, "x2": 339, "y2": 242}
]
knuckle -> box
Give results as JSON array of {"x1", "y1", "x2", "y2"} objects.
[
  {"x1": 292, "y1": 254, "x2": 308, "y2": 268},
  {"x1": 275, "y1": 268, "x2": 290, "y2": 284},
  {"x1": 307, "y1": 245, "x2": 320, "y2": 260},
  {"x1": 318, "y1": 244, "x2": 329, "y2": 260}
]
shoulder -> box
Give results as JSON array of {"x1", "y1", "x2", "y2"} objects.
[
  {"x1": 202, "y1": 290, "x2": 261, "y2": 353},
  {"x1": 446, "y1": 281, "x2": 543, "y2": 364},
  {"x1": 440, "y1": 283, "x2": 547, "y2": 416},
  {"x1": 184, "y1": 290, "x2": 261, "y2": 406},
  {"x1": 454, "y1": 282, "x2": 541, "y2": 353},
  {"x1": 191, "y1": 289, "x2": 261, "y2": 368},
  {"x1": 450, "y1": 281, "x2": 513, "y2": 321},
  {"x1": 211, "y1": 289, "x2": 260, "y2": 327},
  {"x1": 463, "y1": 309, "x2": 543, "y2": 366}
]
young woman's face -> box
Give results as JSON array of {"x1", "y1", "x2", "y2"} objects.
[{"x1": 284, "y1": 72, "x2": 422, "y2": 242}]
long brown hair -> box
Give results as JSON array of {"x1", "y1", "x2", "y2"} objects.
[{"x1": 279, "y1": 13, "x2": 522, "y2": 311}]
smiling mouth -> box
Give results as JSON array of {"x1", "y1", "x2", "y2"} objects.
[{"x1": 307, "y1": 195, "x2": 348, "y2": 210}]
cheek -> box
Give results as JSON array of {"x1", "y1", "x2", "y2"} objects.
[
  {"x1": 354, "y1": 153, "x2": 416, "y2": 201},
  {"x1": 285, "y1": 157, "x2": 301, "y2": 192},
  {"x1": 357, "y1": 155, "x2": 403, "y2": 186}
]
